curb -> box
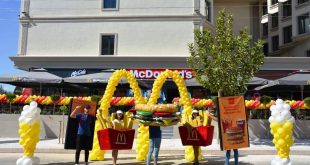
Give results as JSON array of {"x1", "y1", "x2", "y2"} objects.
[{"x1": 0, "y1": 148, "x2": 308, "y2": 156}]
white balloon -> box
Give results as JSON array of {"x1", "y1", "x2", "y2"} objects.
[
  {"x1": 23, "y1": 105, "x2": 30, "y2": 111},
  {"x1": 270, "y1": 105, "x2": 277, "y2": 112},
  {"x1": 287, "y1": 161, "x2": 292, "y2": 165},
  {"x1": 283, "y1": 104, "x2": 291, "y2": 111},
  {"x1": 269, "y1": 116, "x2": 275, "y2": 123},
  {"x1": 30, "y1": 101, "x2": 38, "y2": 108},
  {"x1": 289, "y1": 117, "x2": 295, "y2": 123},
  {"x1": 271, "y1": 159, "x2": 277, "y2": 165},
  {"x1": 281, "y1": 158, "x2": 288, "y2": 164},
  {"x1": 282, "y1": 110, "x2": 290, "y2": 119},
  {"x1": 16, "y1": 157, "x2": 25, "y2": 165},
  {"x1": 276, "y1": 104, "x2": 283, "y2": 111},
  {"x1": 24, "y1": 118, "x2": 33, "y2": 124},
  {"x1": 22, "y1": 157, "x2": 33, "y2": 165},
  {"x1": 276, "y1": 99, "x2": 284, "y2": 105},
  {"x1": 272, "y1": 111, "x2": 280, "y2": 117}
]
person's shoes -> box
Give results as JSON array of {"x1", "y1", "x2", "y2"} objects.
[{"x1": 192, "y1": 161, "x2": 199, "y2": 165}]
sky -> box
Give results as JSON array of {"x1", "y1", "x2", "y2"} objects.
[{"x1": 0, "y1": 0, "x2": 23, "y2": 92}]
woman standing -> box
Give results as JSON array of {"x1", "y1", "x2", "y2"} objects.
[
  {"x1": 146, "y1": 125, "x2": 162, "y2": 165},
  {"x1": 191, "y1": 110, "x2": 202, "y2": 165},
  {"x1": 112, "y1": 110, "x2": 125, "y2": 165},
  {"x1": 70, "y1": 104, "x2": 92, "y2": 165}
]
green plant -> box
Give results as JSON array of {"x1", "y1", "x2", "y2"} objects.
[
  {"x1": 50, "y1": 95, "x2": 60, "y2": 115},
  {"x1": 260, "y1": 95, "x2": 271, "y2": 119},
  {"x1": 91, "y1": 95, "x2": 102, "y2": 104},
  {"x1": 304, "y1": 97, "x2": 310, "y2": 107},
  {"x1": 6, "y1": 93, "x2": 16, "y2": 113},
  {"x1": 60, "y1": 105, "x2": 68, "y2": 114},
  {"x1": 187, "y1": 10, "x2": 265, "y2": 97}
]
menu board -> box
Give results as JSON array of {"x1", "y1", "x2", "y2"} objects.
[{"x1": 218, "y1": 96, "x2": 249, "y2": 150}]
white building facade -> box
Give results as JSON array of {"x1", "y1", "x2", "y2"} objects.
[{"x1": 11, "y1": 0, "x2": 310, "y2": 76}]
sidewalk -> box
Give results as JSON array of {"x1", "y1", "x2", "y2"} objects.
[{"x1": 0, "y1": 138, "x2": 309, "y2": 155}]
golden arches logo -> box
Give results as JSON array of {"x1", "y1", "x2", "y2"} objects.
[
  {"x1": 115, "y1": 133, "x2": 127, "y2": 144},
  {"x1": 187, "y1": 128, "x2": 199, "y2": 140}
]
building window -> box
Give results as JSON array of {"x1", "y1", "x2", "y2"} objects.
[
  {"x1": 271, "y1": 0, "x2": 278, "y2": 5},
  {"x1": 298, "y1": 0, "x2": 309, "y2": 5},
  {"x1": 298, "y1": 13, "x2": 310, "y2": 34},
  {"x1": 101, "y1": 35, "x2": 115, "y2": 55},
  {"x1": 272, "y1": 35, "x2": 279, "y2": 51},
  {"x1": 205, "y1": 0, "x2": 211, "y2": 21},
  {"x1": 283, "y1": 26, "x2": 292, "y2": 44},
  {"x1": 263, "y1": 43, "x2": 269, "y2": 56},
  {"x1": 282, "y1": 0, "x2": 291, "y2": 18},
  {"x1": 271, "y1": 13, "x2": 278, "y2": 28},
  {"x1": 102, "y1": 0, "x2": 118, "y2": 9},
  {"x1": 263, "y1": 23, "x2": 268, "y2": 36},
  {"x1": 307, "y1": 50, "x2": 310, "y2": 57},
  {"x1": 262, "y1": 2, "x2": 268, "y2": 15}
]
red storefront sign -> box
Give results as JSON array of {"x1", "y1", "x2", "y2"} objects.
[{"x1": 126, "y1": 69, "x2": 195, "y2": 80}]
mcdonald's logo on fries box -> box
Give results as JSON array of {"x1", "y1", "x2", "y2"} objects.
[
  {"x1": 179, "y1": 126, "x2": 214, "y2": 146},
  {"x1": 98, "y1": 128, "x2": 135, "y2": 150}
]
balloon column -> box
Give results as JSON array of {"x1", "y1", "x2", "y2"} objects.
[
  {"x1": 269, "y1": 99, "x2": 295, "y2": 165},
  {"x1": 148, "y1": 70, "x2": 198, "y2": 162},
  {"x1": 90, "y1": 69, "x2": 146, "y2": 161},
  {"x1": 16, "y1": 101, "x2": 41, "y2": 165}
]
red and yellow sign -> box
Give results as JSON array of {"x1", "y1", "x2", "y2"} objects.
[
  {"x1": 126, "y1": 69, "x2": 195, "y2": 80},
  {"x1": 218, "y1": 96, "x2": 249, "y2": 150},
  {"x1": 71, "y1": 99, "x2": 97, "y2": 117}
]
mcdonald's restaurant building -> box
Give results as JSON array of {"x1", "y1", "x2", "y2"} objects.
[{"x1": 12, "y1": 0, "x2": 310, "y2": 99}]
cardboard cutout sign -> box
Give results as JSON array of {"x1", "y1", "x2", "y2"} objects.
[
  {"x1": 218, "y1": 96, "x2": 249, "y2": 150},
  {"x1": 64, "y1": 99, "x2": 97, "y2": 150}
]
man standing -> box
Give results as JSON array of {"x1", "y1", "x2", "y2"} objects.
[
  {"x1": 146, "y1": 126, "x2": 162, "y2": 165},
  {"x1": 70, "y1": 104, "x2": 92, "y2": 165}
]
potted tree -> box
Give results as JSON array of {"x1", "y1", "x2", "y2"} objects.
[
  {"x1": 260, "y1": 95, "x2": 271, "y2": 119},
  {"x1": 187, "y1": 10, "x2": 265, "y2": 150},
  {"x1": 6, "y1": 93, "x2": 16, "y2": 114},
  {"x1": 50, "y1": 95, "x2": 60, "y2": 115}
]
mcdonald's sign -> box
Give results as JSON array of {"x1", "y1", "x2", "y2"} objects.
[
  {"x1": 187, "y1": 128, "x2": 199, "y2": 140},
  {"x1": 115, "y1": 132, "x2": 127, "y2": 144}
]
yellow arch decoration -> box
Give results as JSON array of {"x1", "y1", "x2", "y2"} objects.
[
  {"x1": 90, "y1": 69, "x2": 146, "y2": 160},
  {"x1": 148, "y1": 70, "x2": 201, "y2": 161}
]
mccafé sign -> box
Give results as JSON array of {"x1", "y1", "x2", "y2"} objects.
[{"x1": 127, "y1": 69, "x2": 195, "y2": 80}]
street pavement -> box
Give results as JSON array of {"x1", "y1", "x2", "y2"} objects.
[
  {"x1": 1, "y1": 153, "x2": 310, "y2": 165},
  {"x1": 0, "y1": 138, "x2": 310, "y2": 164}
]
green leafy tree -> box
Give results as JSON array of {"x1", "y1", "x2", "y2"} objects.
[
  {"x1": 188, "y1": 10, "x2": 265, "y2": 97},
  {"x1": 6, "y1": 93, "x2": 16, "y2": 113},
  {"x1": 50, "y1": 95, "x2": 60, "y2": 115}
]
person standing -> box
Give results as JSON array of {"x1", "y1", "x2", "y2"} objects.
[
  {"x1": 146, "y1": 126, "x2": 162, "y2": 165},
  {"x1": 112, "y1": 110, "x2": 125, "y2": 165},
  {"x1": 225, "y1": 108, "x2": 252, "y2": 165},
  {"x1": 191, "y1": 110, "x2": 202, "y2": 165},
  {"x1": 70, "y1": 104, "x2": 92, "y2": 165}
]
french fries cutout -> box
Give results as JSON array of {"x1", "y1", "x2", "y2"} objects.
[{"x1": 182, "y1": 110, "x2": 213, "y2": 162}]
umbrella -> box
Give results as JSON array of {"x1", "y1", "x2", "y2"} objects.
[
  {"x1": 0, "y1": 71, "x2": 63, "y2": 84},
  {"x1": 185, "y1": 77, "x2": 268, "y2": 87},
  {"x1": 277, "y1": 73, "x2": 310, "y2": 85},
  {"x1": 0, "y1": 71, "x2": 63, "y2": 95}
]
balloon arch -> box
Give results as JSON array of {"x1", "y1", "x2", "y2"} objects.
[{"x1": 90, "y1": 69, "x2": 198, "y2": 161}]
